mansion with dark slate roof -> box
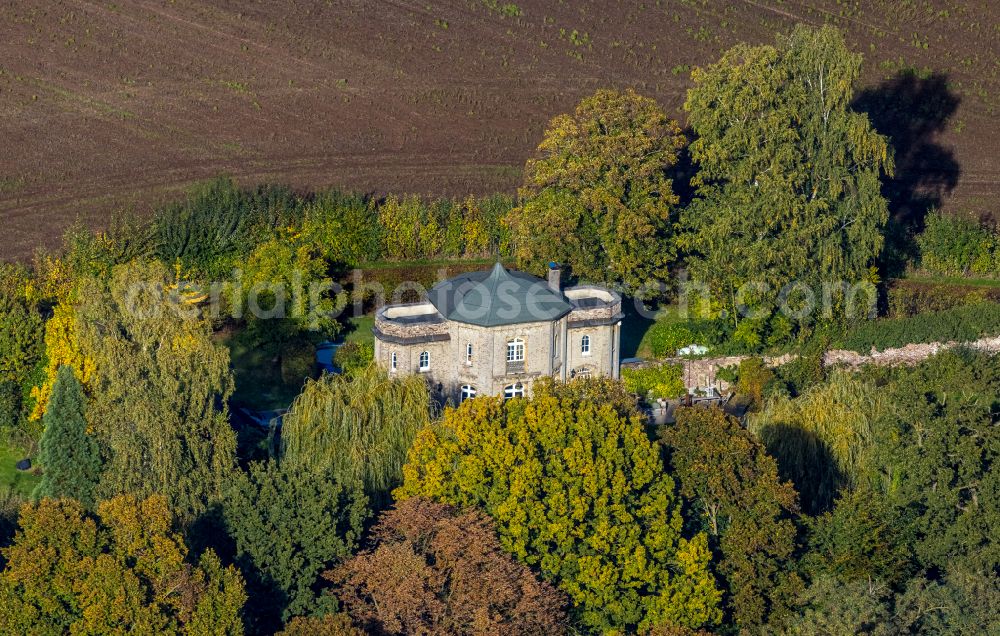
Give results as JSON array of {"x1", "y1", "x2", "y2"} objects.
[{"x1": 373, "y1": 262, "x2": 623, "y2": 403}]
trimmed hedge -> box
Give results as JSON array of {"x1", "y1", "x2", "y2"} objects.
[{"x1": 838, "y1": 302, "x2": 1000, "y2": 353}]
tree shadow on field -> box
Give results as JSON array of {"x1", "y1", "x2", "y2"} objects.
[{"x1": 853, "y1": 71, "x2": 961, "y2": 277}]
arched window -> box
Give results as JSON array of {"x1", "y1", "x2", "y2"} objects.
[
  {"x1": 506, "y1": 338, "x2": 525, "y2": 362},
  {"x1": 503, "y1": 382, "x2": 524, "y2": 400},
  {"x1": 572, "y1": 366, "x2": 592, "y2": 379},
  {"x1": 461, "y1": 385, "x2": 477, "y2": 402},
  {"x1": 418, "y1": 351, "x2": 430, "y2": 371},
  {"x1": 466, "y1": 342, "x2": 473, "y2": 364},
  {"x1": 581, "y1": 334, "x2": 591, "y2": 355},
  {"x1": 390, "y1": 351, "x2": 397, "y2": 371}
]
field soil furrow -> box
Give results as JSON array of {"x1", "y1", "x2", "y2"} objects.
[{"x1": 1, "y1": 0, "x2": 997, "y2": 260}]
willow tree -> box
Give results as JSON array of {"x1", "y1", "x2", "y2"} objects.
[
  {"x1": 679, "y1": 25, "x2": 893, "y2": 318},
  {"x1": 509, "y1": 89, "x2": 686, "y2": 290},
  {"x1": 279, "y1": 364, "x2": 432, "y2": 505},
  {"x1": 750, "y1": 371, "x2": 887, "y2": 514},
  {"x1": 75, "y1": 260, "x2": 236, "y2": 520}
]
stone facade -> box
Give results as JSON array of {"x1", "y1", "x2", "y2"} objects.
[{"x1": 373, "y1": 266, "x2": 623, "y2": 403}]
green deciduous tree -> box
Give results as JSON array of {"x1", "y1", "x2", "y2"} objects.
[
  {"x1": 662, "y1": 406, "x2": 800, "y2": 631},
  {"x1": 33, "y1": 365, "x2": 100, "y2": 507},
  {"x1": 396, "y1": 378, "x2": 721, "y2": 633},
  {"x1": 75, "y1": 260, "x2": 237, "y2": 520},
  {"x1": 680, "y1": 25, "x2": 892, "y2": 317},
  {"x1": 240, "y1": 232, "x2": 338, "y2": 338},
  {"x1": 0, "y1": 495, "x2": 245, "y2": 635},
  {"x1": 330, "y1": 497, "x2": 568, "y2": 635},
  {"x1": 509, "y1": 88, "x2": 686, "y2": 290},
  {"x1": 223, "y1": 460, "x2": 368, "y2": 631},
  {"x1": 280, "y1": 364, "x2": 432, "y2": 506},
  {"x1": 781, "y1": 570, "x2": 1000, "y2": 636},
  {"x1": 0, "y1": 265, "x2": 43, "y2": 428},
  {"x1": 864, "y1": 350, "x2": 1000, "y2": 573},
  {"x1": 154, "y1": 177, "x2": 301, "y2": 277},
  {"x1": 802, "y1": 484, "x2": 913, "y2": 589}
]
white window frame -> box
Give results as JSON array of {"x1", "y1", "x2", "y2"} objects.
[
  {"x1": 507, "y1": 338, "x2": 525, "y2": 363},
  {"x1": 418, "y1": 351, "x2": 430, "y2": 372},
  {"x1": 581, "y1": 334, "x2": 591, "y2": 356},
  {"x1": 390, "y1": 351, "x2": 397, "y2": 372},
  {"x1": 461, "y1": 384, "x2": 477, "y2": 402},
  {"x1": 466, "y1": 342, "x2": 473, "y2": 365},
  {"x1": 503, "y1": 382, "x2": 524, "y2": 400}
]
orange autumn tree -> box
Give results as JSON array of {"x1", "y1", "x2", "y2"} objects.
[{"x1": 330, "y1": 497, "x2": 568, "y2": 635}]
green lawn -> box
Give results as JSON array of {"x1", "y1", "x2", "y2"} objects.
[
  {"x1": 343, "y1": 314, "x2": 375, "y2": 346},
  {"x1": 621, "y1": 303, "x2": 679, "y2": 359},
  {"x1": 0, "y1": 442, "x2": 39, "y2": 497}
]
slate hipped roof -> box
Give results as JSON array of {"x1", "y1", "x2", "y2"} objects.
[{"x1": 428, "y1": 262, "x2": 572, "y2": 327}]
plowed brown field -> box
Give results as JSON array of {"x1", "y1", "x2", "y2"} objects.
[{"x1": 1, "y1": 0, "x2": 997, "y2": 259}]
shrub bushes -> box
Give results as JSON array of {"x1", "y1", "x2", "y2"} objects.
[
  {"x1": 333, "y1": 341, "x2": 373, "y2": 375},
  {"x1": 916, "y1": 209, "x2": 1000, "y2": 277},
  {"x1": 148, "y1": 180, "x2": 516, "y2": 279},
  {"x1": 838, "y1": 302, "x2": 1000, "y2": 352},
  {"x1": 622, "y1": 363, "x2": 686, "y2": 400},
  {"x1": 886, "y1": 280, "x2": 999, "y2": 317},
  {"x1": 155, "y1": 178, "x2": 302, "y2": 277},
  {"x1": 646, "y1": 318, "x2": 727, "y2": 357}
]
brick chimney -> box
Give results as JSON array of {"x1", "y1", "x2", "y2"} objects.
[{"x1": 547, "y1": 261, "x2": 561, "y2": 292}]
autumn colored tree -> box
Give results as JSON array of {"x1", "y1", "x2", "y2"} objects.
[
  {"x1": 330, "y1": 497, "x2": 568, "y2": 635},
  {"x1": 223, "y1": 460, "x2": 368, "y2": 631},
  {"x1": 460, "y1": 195, "x2": 492, "y2": 257},
  {"x1": 277, "y1": 613, "x2": 362, "y2": 636},
  {"x1": 75, "y1": 260, "x2": 237, "y2": 520},
  {"x1": 662, "y1": 407, "x2": 800, "y2": 631},
  {"x1": 0, "y1": 495, "x2": 245, "y2": 635},
  {"x1": 680, "y1": 25, "x2": 892, "y2": 317},
  {"x1": 280, "y1": 364, "x2": 432, "y2": 506},
  {"x1": 240, "y1": 231, "x2": 338, "y2": 339},
  {"x1": 397, "y1": 379, "x2": 721, "y2": 632},
  {"x1": 509, "y1": 88, "x2": 686, "y2": 290},
  {"x1": 28, "y1": 300, "x2": 93, "y2": 422},
  {"x1": 33, "y1": 366, "x2": 101, "y2": 507},
  {"x1": 379, "y1": 195, "x2": 437, "y2": 260}
]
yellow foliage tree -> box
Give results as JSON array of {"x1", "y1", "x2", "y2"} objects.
[
  {"x1": 396, "y1": 378, "x2": 721, "y2": 632},
  {"x1": 461, "y1": 195, "x2": 491, "y2": 258},
  {"x1": 29, "y1": 301, "x2": 93, "y2": 421},
  {"x1": 0, "y1": 495, "x2": 245, "y2": 634}
]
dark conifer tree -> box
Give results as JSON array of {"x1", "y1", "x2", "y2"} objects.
[{"x1": 33, "y1": 365, "x2": 101, "y2": 506}]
